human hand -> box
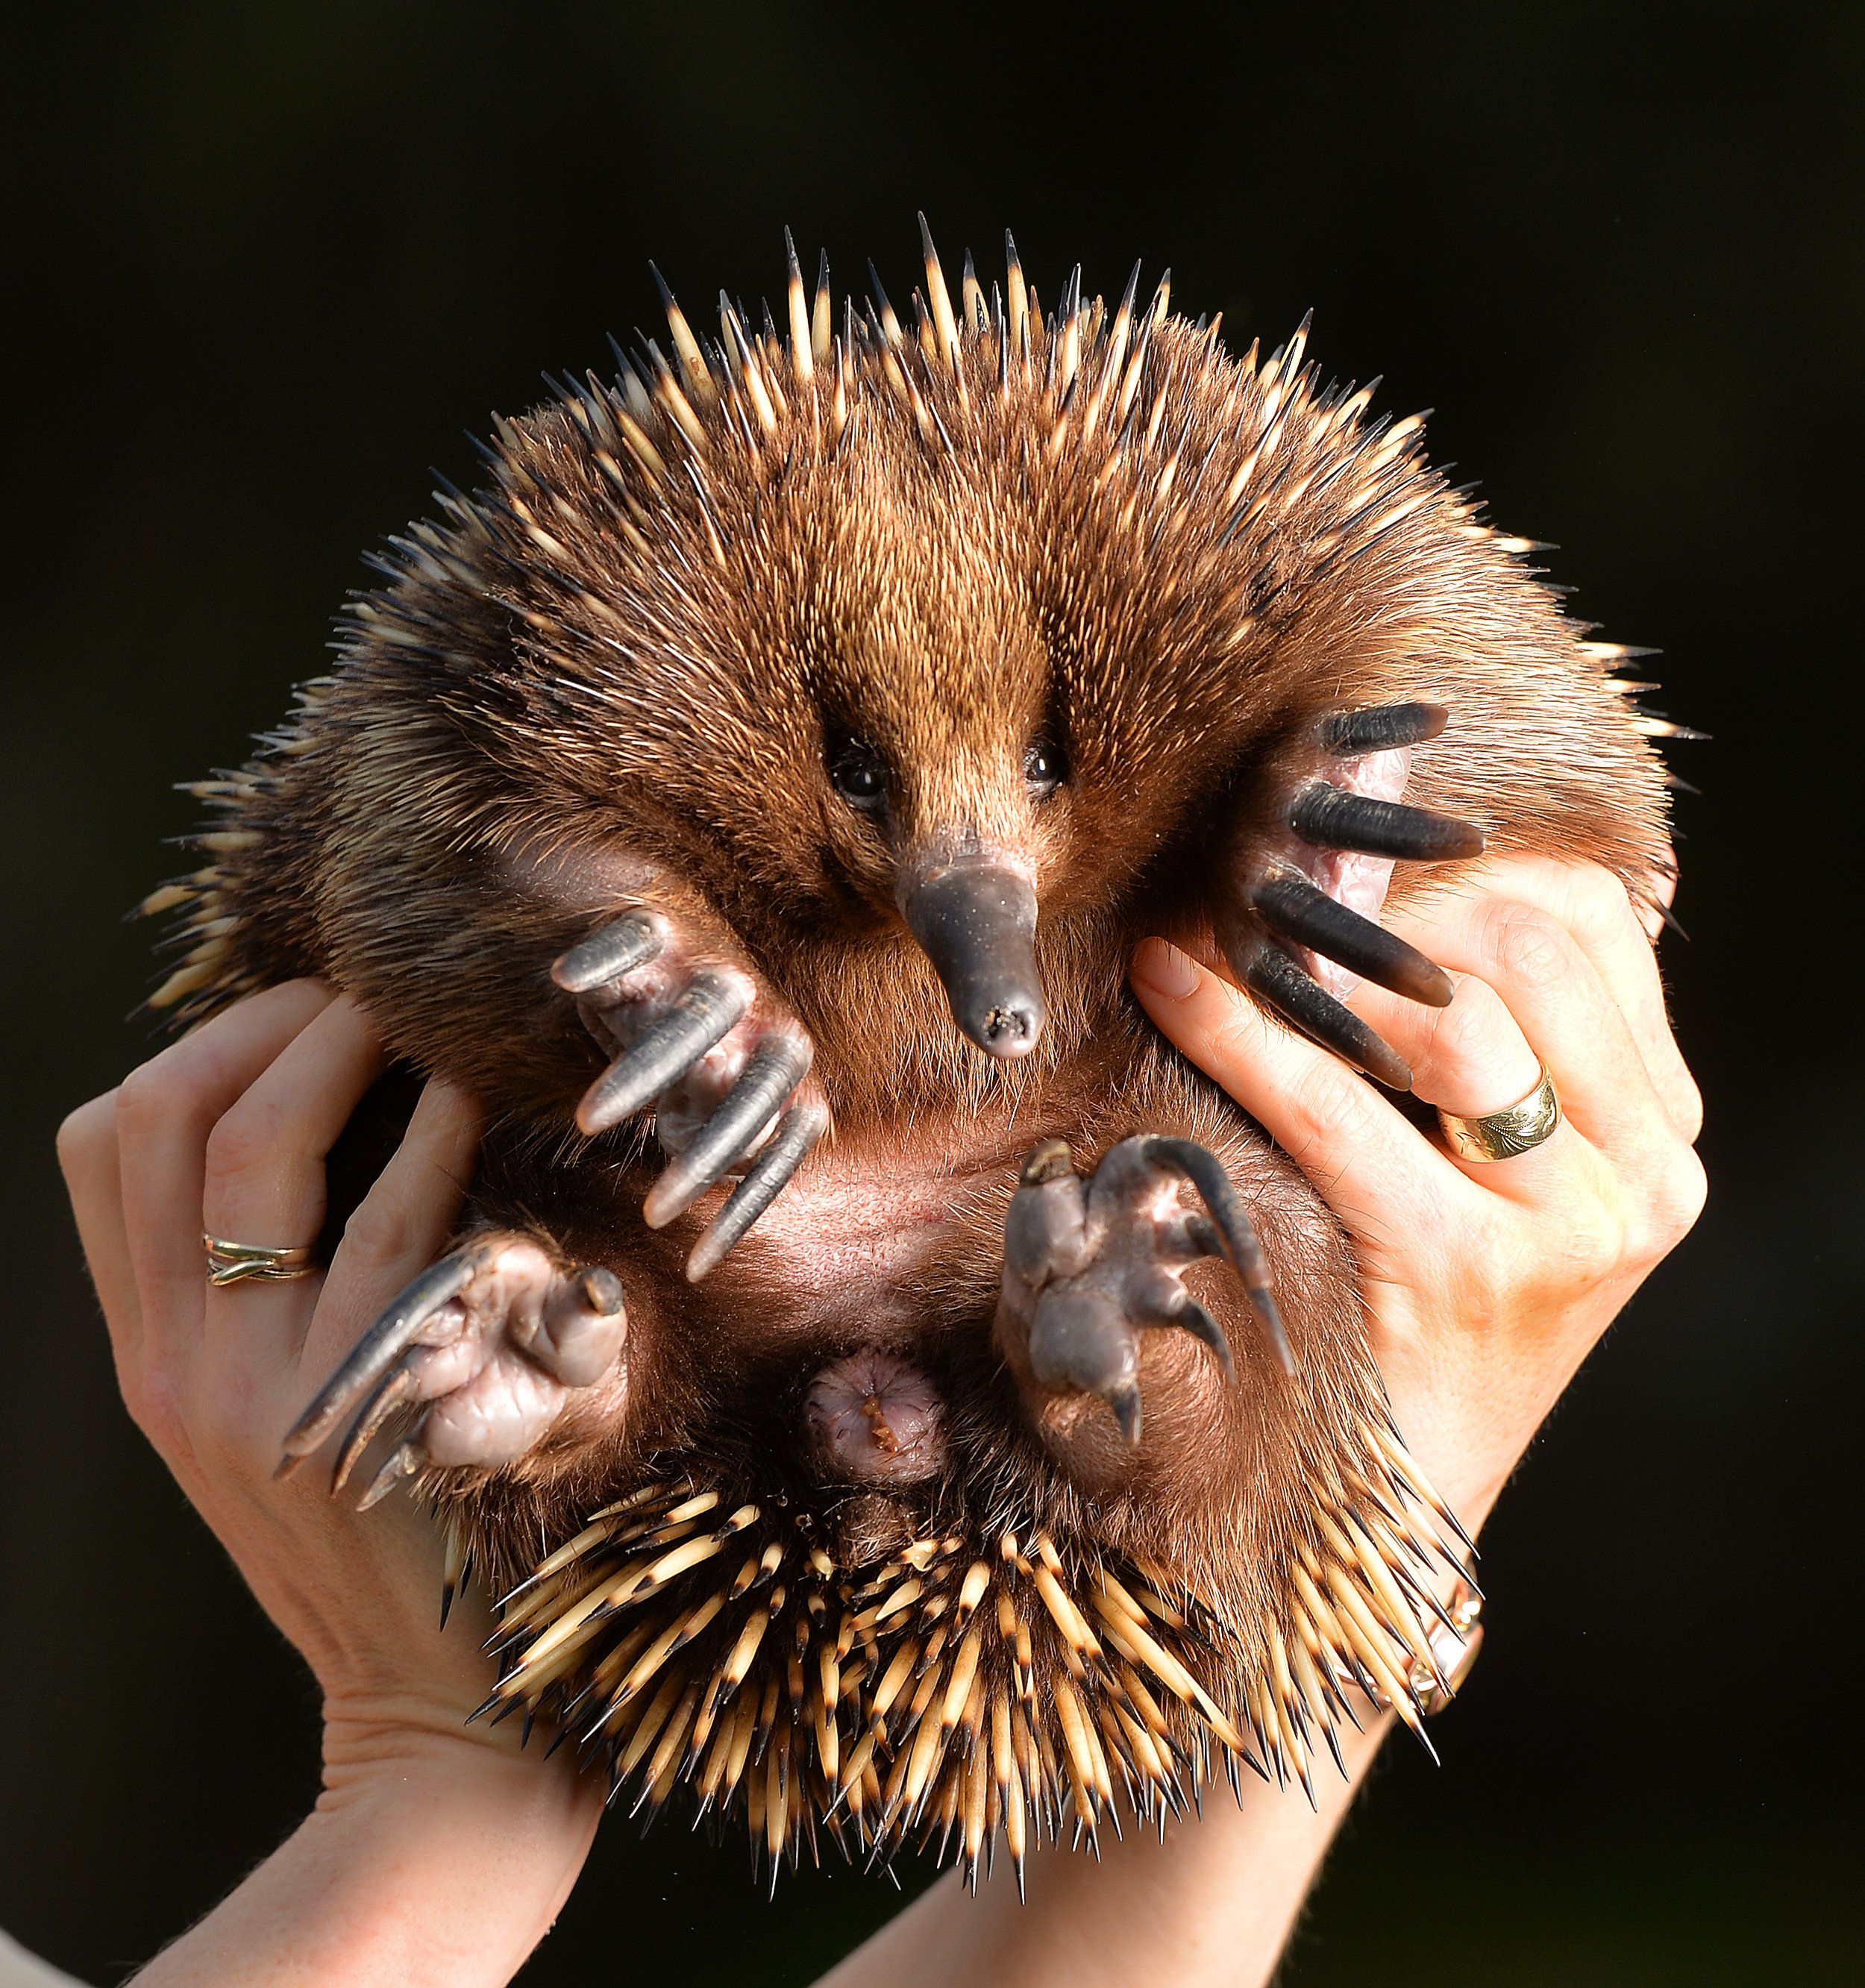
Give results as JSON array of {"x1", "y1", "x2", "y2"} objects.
[
  {"x1": 1129, "y1": 855, "x2": 1706, "y2": 1533},
  {"x1": 828, "y1": 858, "x2": 1705, "y2": 1988},
  {"x1": 57, "y1": 983, "x2": 600, "y2": 1986}
]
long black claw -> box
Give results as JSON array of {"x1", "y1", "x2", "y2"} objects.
[
  {"x1": 576, "y1": 971, "x2": 751, "y2": 1135},
  {"x1": 1253, "y1": 874, "x2": 1455, "y2": 1008},
  {"x1": 1167, "y1": 1297, "x2": 1235, "y2": 1385},
  {"x1": 1289, "y1": 784, "x2": 1485, "y2": 862},
  {"x1": 331, "y1": 1364, "x2": 420, "y2": 1495},
  {"x1": 642, "y1": 1033, "x2": 814, "y2": 1229},
  {"x1": 1241, "y1": 944, "x2": 1415, "y2": 1094},
  {"x1": 278, "y1": 1244, "x2": 494, "y2": 1470},
  {"x1": 358, "y1": 1439, "x2": 427, "y2": 1511},
  {"x1": 1317, "y1": 702, "x2": 1447, "y2": 755},
  {"x1": 552, "y1": 912, "x2": 665, "y2": 993},
  {"x1": 686, "y1": 1100, "x2": 828, "y2": 1281},
  {"x1": 1132, "y1": 1136, "x2": 1291, "y2": 1374}
]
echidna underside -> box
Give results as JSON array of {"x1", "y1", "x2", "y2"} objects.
[{"x1": 148, "y1": 220, "x2": 1677, "y2": 1887}]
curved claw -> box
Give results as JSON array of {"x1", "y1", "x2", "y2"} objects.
[
  {"x1": 1028, "y1": 1288, "x2": 1142, "y2": 1428},
  {"x1": 575, "y1": 971, "x2": 751, "y2": 1135},
  {"x1": 686, "y1": 1100, "x2": 828, "y2": 1281},
  {"x1": 1289, "y1": 784, "x2": 1485, "y2": 862},
  {"x1": 331, "y1": 1364, "x2": 420, "y2": 1495},
  {"x1": 1167, "y1": 1295, "x2": 1236, "y2": 1385},
  {"x1": 1239, "y1": 943, "x2": 1414, "y2": 1097},
  {"x1": 1317, "y1": 702, "x2": 1447, "y2": 755},
  {"x1": 551, "y1": 912, "x2": 665, "y2": 993},
  {"x1": 1252, "y1": 873, "x2": 1455, "y2": 1008},
  {"x1": 642, "y1": 1032, "x2": 813, "y2": 1229},
  {"x1": 358, "y1": 1439, "x2": 427, "y2": 1511},
  {"x1": 1107, "y1": 1380, "x2": 1143, "y2": 1446},
  {"x1": 276, "y1": 1242, "x2": 496, "y2": 1473},
  {"x1": 1128, "y1": 1136, "x2": 1292, "y2": 1375}
]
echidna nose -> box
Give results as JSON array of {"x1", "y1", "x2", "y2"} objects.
[{"x1": 900, "y1": 855, "x2": 1047, "y2": 1061}]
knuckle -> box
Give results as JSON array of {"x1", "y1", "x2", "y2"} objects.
[
  {"x1": 1670, "y1": 1073, "x2": 1706, "y2": 1145},
  {"x1": 1285, "y1": 1059, "x2": 1382, "y2": 1156},
  {"x1": 1564, "y1": 1205, "x2": 1629, "y2": 1288},
  {"x1": 339, "y1": 1195, "x2": 414, "y2": 1273},
  {"x1": 56, "y1": 1091, "x2": 117, "y2": 1176},
  {"x1": 201, "y1": 1104, "x2": 280, "y2": 1189},
  {"x1": 114, "y1": 1059, "x2": 184, "y2": 1137},
  {"x1": 1490, "y1": 903, "x2": 1576, "y2": 993},
  {"x1": 1649, "y1": 1142, "x2": 1708, "y2": 1246},
  {"x1": 1567, "y1": 864, "x2": 1637, "y2": 947}
]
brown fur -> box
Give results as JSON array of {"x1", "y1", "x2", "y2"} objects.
[{"x1": 148, "y1": 239, "x2": 1672, "y2": 1855}]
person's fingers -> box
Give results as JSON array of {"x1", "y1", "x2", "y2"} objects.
[
  {"x1": 57, "y1": 1090, "x2": 143, "y2": 1387},
  {"x1": 116, "y1": 981, "x2": 336, "y2": 1375},
  {"x1": 1129, "y1": 938, "x2": 1481, "y2": 1268},
  {"x1": 1355, "y1": 888, "x2": 1670, "y2": 1171},
  {"x1": 1385, "y1": 858, "x2": 1700, "y2": 1141},
  {"x1": 201, "y1": 995, "x2": 387, "y2": 1282},
  {"x1": 1343, "y1": 967, "x2": 1588, "y2": 1204},
  {"x1": 1376, "y1": 973, "x2": 1542, "y2": 1117},
  {"x1": 301, "y1": 1076, "x2": 483, "y2": 1393}
]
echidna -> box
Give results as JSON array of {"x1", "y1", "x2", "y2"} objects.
[{"x1": 145, "y1": 219, "x2": 1678, "y2": 1890}]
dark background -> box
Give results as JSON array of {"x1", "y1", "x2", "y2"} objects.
[{"x1": 3, "y1": 2, "x2": 1859, "y2": 1982}]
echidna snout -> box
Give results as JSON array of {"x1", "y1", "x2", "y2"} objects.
[{"x1": 898, "y1": 847, "x2": 1047, "y2": 1059}]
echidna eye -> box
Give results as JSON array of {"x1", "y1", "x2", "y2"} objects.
[
  {"x1": 1024, "y1": 741, "x2": 1064, "y2": 797},
  {"x1": 829, "y1": 739, "x2": 889, "y2": 815}
]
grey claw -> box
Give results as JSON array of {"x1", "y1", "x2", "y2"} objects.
[
  {"x1": 1129, "y1": 1135, "x2": 1292, "y2": 1374},
  {"x1": 1108, "y1": 1380, "x2": 1143, "y2": 1446},
  {"x1": 552, "y1": 912, "x2": 665, "y2": 993},
  {"x1": 1238, "y1": 943, "x2": 1414, "y2": 1096},
  {"x1": 278, "y1": 1243, "x2": 496, "y2": 1470},
  {"x1": 1288, "y1": 784, "x2": 1485, "y2": 863},
  {"x1": 575, "y1": 971, "x2": 752, "y2": 1135},
  {"x1": 1168, "y1": 1296, "x2": 1235, "y2": 1385},
  {"x1": 1316, "y1": 702, "x2": 1448, "y2": 755},
  {"x1": 357, "y1": 1439, "x2": 427, "y2": 1511},
  {"x1": 642, "y1": 1032, "x2": 814, "y2": 1229},
  {"x1": 331, "y1": 1364, "x2": 420, "y2": 1495},
  {"x1": 686, "y1": 1100, "x2": 828, "y2": 1281}
]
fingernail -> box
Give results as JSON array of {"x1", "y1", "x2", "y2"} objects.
[{"x1": 1131, "y1": 938, "x2": 1200, "y2": 1000}]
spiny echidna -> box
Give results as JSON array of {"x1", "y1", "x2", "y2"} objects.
[{"x1": 145, "y1": 219, "x2": 1681, "y2": 1891}]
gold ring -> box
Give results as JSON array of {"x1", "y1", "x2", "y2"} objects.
[
  {"x1": 203, "y1": 1233, "x2": 319, "y2": 1287},
  {"x1": 1438, "y1": 1062, "x2": 1561, "y2": 1163}
]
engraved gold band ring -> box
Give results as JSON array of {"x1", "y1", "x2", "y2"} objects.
[
  {"x1": 203, "y1": 1233, "x2": 319, "y2": 1287},
  {"x1": 1437, "y1": 1062, "x2": 1562, "y2": 1163}
]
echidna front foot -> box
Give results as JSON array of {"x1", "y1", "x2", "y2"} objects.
[
  {"x1": 277, "y1": 1232, "x2": 627, "y2": 1504},
  {"x1": 1214, "y1": 701, "x2": 1485, "y2": 1090},
  {"x1": 553, "y1": 909, "x2": 827, "y2": 1279},
  {"x1": 997, "y1": 1135, "x2": 1287, "y2": 1457}
]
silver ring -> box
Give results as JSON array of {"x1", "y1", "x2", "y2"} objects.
[
  {"x1": 203, "y1": 1232, "x2": 318, "y2": 1287},
  {"x1": 1437, "y1": 1062, "x2": 1561, "y2": 1163}
]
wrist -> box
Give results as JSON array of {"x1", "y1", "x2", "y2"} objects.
[{"x1": 133, "y1": 1705, "x2": 600, "y2": 1988}]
